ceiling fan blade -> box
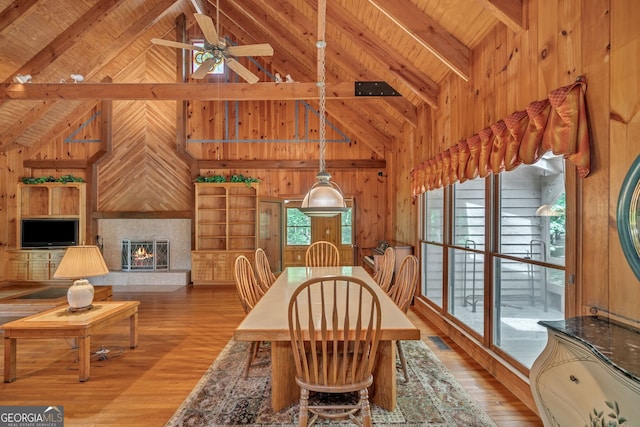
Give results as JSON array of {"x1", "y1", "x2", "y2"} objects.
[
  {"x1": 151, "y1": 38, "x2": 202, "y2": 51},
  {"x1": 192, "y1": 58, "x2": 219, "y2": 79},
  {"x1": 194, "y1": 13, "x2": 220, "y2": 46},
  {"x1": 227, "y1": 44, "x2": 274, "y2": 57},
  {"x1": 226, "y1": 58, "x2": 260, "y2": 84}
]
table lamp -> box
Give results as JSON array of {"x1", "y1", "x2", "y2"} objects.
[{"x1": 54, "y1": 245, "x2": 109, "y2": 310}]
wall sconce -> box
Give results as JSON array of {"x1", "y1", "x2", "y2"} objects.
[{"x1": 12, "y1": 74, "x2": 32, "y2": 84}]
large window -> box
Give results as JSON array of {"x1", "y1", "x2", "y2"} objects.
[
  {"x1": 419, "y1": 154, "x2": 568, "y2": 370},
  {"x1": 286, "y1": 207, "x2": 311, "y2": 245},
  {"x1": 421, "y1": 188, "x2": 444, "y2": 307}
]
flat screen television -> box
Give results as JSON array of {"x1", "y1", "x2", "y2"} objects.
[{"x1": 21, "y1": 218, "x2": 79, "y2": 248}]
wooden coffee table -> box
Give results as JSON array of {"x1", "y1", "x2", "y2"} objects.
[{"x1": 2, "y1": 301, "x2": 139, "y2": 382}]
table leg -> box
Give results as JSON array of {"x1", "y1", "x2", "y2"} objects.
[
  {"x1": 4, "y1": 337, "x2": 17, "y2": 383},
  {"x1": 130, "y1": 311, "x2": 138, "y2": 348},
  {"x1": 78, "y1": 335, "x2": 91, "y2": 382},
  {"x1": 271, "y1": 341, "x2": 298, "y2": 411},
  {"x1": 370, "y1": 340, "x2": 396, "y2": 411}
]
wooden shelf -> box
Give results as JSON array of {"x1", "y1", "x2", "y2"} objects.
[{"x1": 192, "y1": 183, "x2": 259, "y2": 285}]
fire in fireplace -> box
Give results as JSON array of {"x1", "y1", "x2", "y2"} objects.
[{"x1": 121, "y1": 239, "x2": 169, "y2": 271}]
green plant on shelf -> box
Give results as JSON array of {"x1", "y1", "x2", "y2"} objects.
[
  {"x1": 587, "y1": 401, "x2": 627, "y2": 426},
  {"x1": 196, "y1": 175, "x2": 226, "y2": 183},
  {"x1": 230, "y1": 174, "x2": 259, "y2": 186},
  {"x1": 195, "y1": 174, "x2": 259, "y2": 185},
  {"x1": 21, "y1": 175, "x2": 85, "y2": 184}
]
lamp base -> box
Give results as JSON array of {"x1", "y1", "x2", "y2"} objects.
[
  {"x1": 67, "y1": 304, "x2": 94, "y2": 313},
  {"x1": 67, "y1": 279, "x2": 95, "y2": 310}
]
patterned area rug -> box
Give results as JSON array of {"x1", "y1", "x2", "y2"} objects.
[{"x1": 166, "y1": 339, "x2": 497, "y2": 426}]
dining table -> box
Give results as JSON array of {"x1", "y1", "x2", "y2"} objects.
[{"x1": 233, "y1": 265, "x2": 421, "y2": 412}]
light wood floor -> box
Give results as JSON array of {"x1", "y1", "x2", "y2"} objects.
[{"x1": 0, "y1": 285, "x2": 542, "y2": 426}]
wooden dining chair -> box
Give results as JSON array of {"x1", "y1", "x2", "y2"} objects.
[
  {"x1": 372, "y1": 246, "x2": 395, "y2": 293},
  {"x1": 387, "y1": 254, "x2": 419, "y2": 382},
  {"x1": 288, "y1": 275, "x2": 382, "y2": 427},
  {"x1": 233, "y1": 255, "x2": 268, "y2": 378},
  {"x1": 254, "y1": 247, "x2": 276, "y2": 291},
  {"x1": 305, "y1": 240, "x2": 340, "y2": 267}
]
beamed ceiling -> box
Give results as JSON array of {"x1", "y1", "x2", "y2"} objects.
[{"x1": 0, "y1": 0, "x2": 524, "y2": 152}]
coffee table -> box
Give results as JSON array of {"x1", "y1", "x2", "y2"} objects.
[{"x1": 2, "y1": 301, "x2": 139, "y2": 382}]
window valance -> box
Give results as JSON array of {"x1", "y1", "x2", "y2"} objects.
[{"x1": 411, "y1": 79, "x2": 590, "y2": 197}]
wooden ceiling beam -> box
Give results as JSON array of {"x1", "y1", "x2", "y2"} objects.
[
  {"x1": 305, "y1": 0, "x2": 439, "y2": 108},
  {"x1": 232, "y1": 0, "x2": 412, "y2": 130},
  {"x1": 477, "y1": 0, "x2": 525, "y2": 33},
  {"x1": 0, "y1": 0, "x2": 39, "y2": 33},
  {"x1": 2, "y1": 82, "x2": 387, "y2": 100},
  {"x1": 251, "y1": 0, "x2": 416, "y2": 128},
  {"x1": 0, "y1": 0, "x2": 179, "y2": 150},
  {"x1": 221, "y1": 0, "x2": 395, "y2": 152},
  {"x1": 197, "y1": 159, "x2": 386, "y2": 169},
  {"x1": 1, "y1": 0, "x2": 123, "y2": 89},
  {"x1": 367, "y1": 0, "x2": 471, "y2": 82}
]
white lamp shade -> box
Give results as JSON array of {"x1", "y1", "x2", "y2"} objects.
[
  {"x1": 54, "y1": 245, "x2": 109, "y2": 310},
  {"x1": 54, "y1": 245, "x2": 109, "y2": 279},
  {"x1": 300, "y1": 173, "x2": 348, "y2": 217}
]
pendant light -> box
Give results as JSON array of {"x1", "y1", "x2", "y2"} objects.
[{"x1": 299, "y1": 0, "x2": 348, "y2": 217}]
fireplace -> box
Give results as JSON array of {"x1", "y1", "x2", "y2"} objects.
[{"x1": 121, "y1": 239, "x2": 169, "y2": 271}]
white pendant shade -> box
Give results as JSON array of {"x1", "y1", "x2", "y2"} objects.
[{"x1": 300, "y1": 173, "x2": 348, "y2": 217}]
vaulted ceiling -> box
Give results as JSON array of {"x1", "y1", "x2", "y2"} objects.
[{"x1": 0, "y1": 0, "x2": 523, "y2": 153}]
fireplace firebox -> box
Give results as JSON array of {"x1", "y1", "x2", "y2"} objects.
[{"x1": 121, "y1": 239, "x2": 169, "y2": 271}]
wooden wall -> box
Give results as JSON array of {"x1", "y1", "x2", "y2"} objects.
[
  {"x1": 0, "y1": 50, "x2": 393, "y2": 280},
  {"x1": 392, "y1": 0, "x2": 640, "y2": 410}
]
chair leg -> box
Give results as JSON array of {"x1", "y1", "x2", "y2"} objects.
[
  {"x1": 360, "y1": 387, "x2": 372, "y2": 427},
  {"x1": 396, "y1": 340, "x2": 409, "y2": 382},
  {"x1": 299, "y1": 387, "x2": 309, "y2": 427},
  {"x1": 242, "y1": 341, "x2": 259, "y2": 378}
]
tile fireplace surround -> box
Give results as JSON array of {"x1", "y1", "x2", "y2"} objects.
[{"x1": 92, "y1": 219, "x2": 191, "y2": 288}]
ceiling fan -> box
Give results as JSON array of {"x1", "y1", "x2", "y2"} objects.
[{"x1": 151, "y1": 8, "x2": 273, "y2": 83}]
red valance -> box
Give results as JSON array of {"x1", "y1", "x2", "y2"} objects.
[{"x1": 411, "y1": 80, "x2": 591, "y2": 197}]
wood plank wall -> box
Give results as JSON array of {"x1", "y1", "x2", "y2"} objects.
[
  {"x1": 0, "y1": 45, "x2": 392, "y2": 277},
  {"x1": 391, "y1": 0, "x2": 640, "y2": 410}
]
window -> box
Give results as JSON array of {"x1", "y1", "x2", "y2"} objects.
[
  {"x1": 285, "y1": 200, "x2": 354, "y2": 247},
  {"x1": 286, "y1": 207, "x2": 311, "y2": 245},
  {"x1": 449, "y1": 178, "x2": 486, "y2": 336},
  {"x1": 494, "y1": 156, "x2": 565, "y2": 367},
  {"x1": 192, "y1": 42, "x2": 224, "y2": 75},
  {"x1": 418, "y1": 154, "x2": 568, "y2": 371},
  {"x1": 421, "y1": 187, "x2": 444, "y2": 307},
  {"x1": 341, "y1": 208, "x2": 353, "y2": 245}
]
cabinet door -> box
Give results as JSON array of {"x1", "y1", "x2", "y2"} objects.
[
  {"x1": 191, "y1": 253, "x2": 214, "y2": 283},
  {"x1": 48, "y1": 251, "x2": 65, "y2": 279},
  {"x1": 212, "y1": 253, "x2": 233, "y2": 282},
  {"x1": 8, "y1": 253, "x2": 29, "y2": 281},
  {"x1": 28, "y1": 253, "x2": 50, "y2": 281}
]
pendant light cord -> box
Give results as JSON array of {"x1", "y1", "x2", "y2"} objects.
[{"x1": 317, "y1": 0, "x2": 327, "y2": 174}]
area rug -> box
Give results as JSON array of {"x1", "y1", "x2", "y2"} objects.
[{"x1": 166, "y1": 339, "x2": 497, "y2": 426}]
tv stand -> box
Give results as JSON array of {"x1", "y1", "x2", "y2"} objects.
[{"x1": 7, "y1": 249, "x2": 66, "y2": 282}]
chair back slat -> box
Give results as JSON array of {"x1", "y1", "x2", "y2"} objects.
[
  {"x1": 372, "y1": 246, "x2": 395, "y2": 292},
  {"x1": 288, "y1": 275, "x2": 381, "y2": 388},
  {"x1": 234, "y1": 255, "x2": 264, "y2": 314},
  {"x1": 388, "y1": 255, "x2": 419, "y2": 312},
  {"x1": 255, "y1": 248, "x2": 276, "y2": 291},
  {"x1": 305, "y1": 241, "x2": 340, "y2": 267}
]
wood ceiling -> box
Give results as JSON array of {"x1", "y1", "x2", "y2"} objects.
[{"x1": 0, "y1": 0, "x2": 523, "y2": 152}]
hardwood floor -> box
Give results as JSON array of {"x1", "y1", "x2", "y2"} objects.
[{"x1": 0, "y1": 285, "x2": 542, "y2": 426}]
